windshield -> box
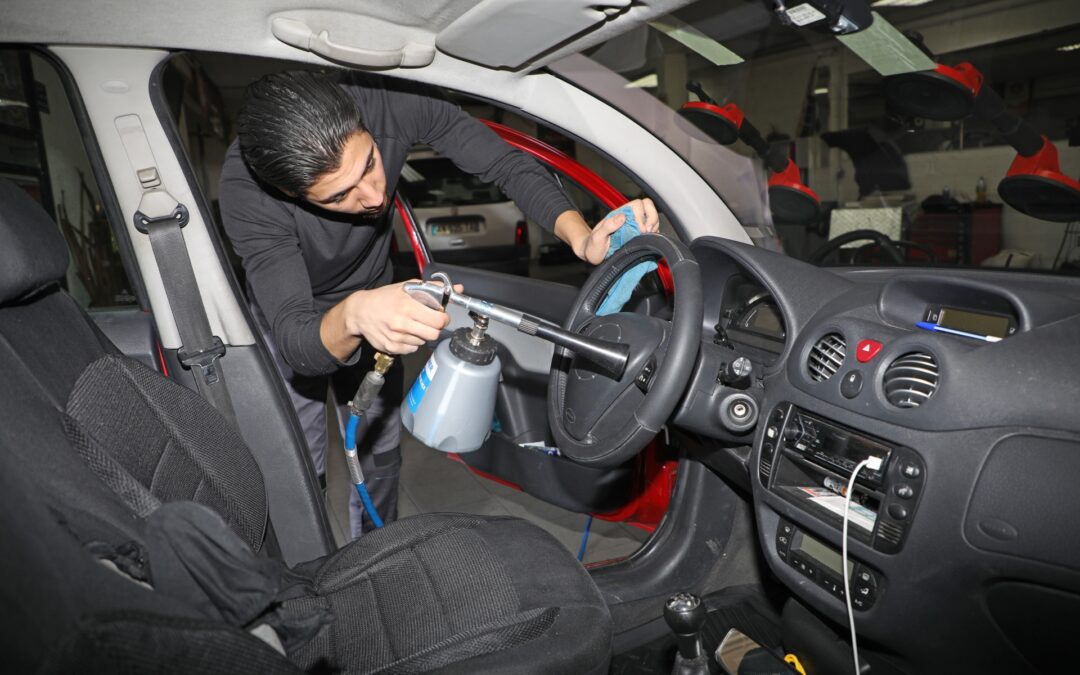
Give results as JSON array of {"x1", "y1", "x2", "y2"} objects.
[
  {"x1": 563, "y1": 0, "x2": 1080, "y2": 273},
  {"x1": 400, "y1": 156, "x2": 509, "y2": 207}
]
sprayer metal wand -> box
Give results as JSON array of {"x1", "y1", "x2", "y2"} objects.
[
  {"x1": 344, "y1": 351, "x2": 395, "y2": 529},
  {"x1": 403, "y1": 272, "x2": 631, "y2": 379}
]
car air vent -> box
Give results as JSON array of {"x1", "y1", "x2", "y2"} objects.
[
  {"x1": 884, "y1": 352, "x2": 940, "y2": 408},
  {"x1": 807, "y1": 333, "x2": 846, "y2": 382}
]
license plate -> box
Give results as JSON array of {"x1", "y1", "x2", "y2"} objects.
[{"x1": 429, "y1": 219, "x2": 482, "y2": 236}]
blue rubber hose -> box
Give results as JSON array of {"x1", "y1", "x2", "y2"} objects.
[
  {"x1": 345, "y1": 414, "x2": 360, "y2": 453},
  {"x1": 345, "y1": 413, "x2": 383, "y2": 529},
  {"x1": 355, "y1": 482, "x2": 384, "y2": 529},
  {"x1": 577, "y1": 515, "x2": 594, "y2": 561}
]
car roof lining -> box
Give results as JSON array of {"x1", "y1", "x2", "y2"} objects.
[{"x1": 1, "y1": 0, "x2": 698, "y2": 74}]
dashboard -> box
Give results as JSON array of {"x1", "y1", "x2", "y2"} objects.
[{"x1": 674, "y1": 237, "x2": 1080, "y2": 675}]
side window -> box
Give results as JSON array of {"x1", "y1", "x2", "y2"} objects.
[
  {"x1": 0, "y1": 50, "x2": 136, "y2": 308},
  {"x1": 391, "y1": 103, "x2": 652, "y2": 284}
]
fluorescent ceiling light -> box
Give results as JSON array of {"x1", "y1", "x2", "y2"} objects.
[
  {"x1": 1057, "y1": 42, "x2": 1080, "y2": 52},
  {"x1": 626, "y1": 73, "x2": 658, "y2": 88},
  {"x1": 814, "y1": 87, "x2": 829, "y2": 95},
  {"x1": 871, "y1": 0, "x2": 934, "y2": 7}
]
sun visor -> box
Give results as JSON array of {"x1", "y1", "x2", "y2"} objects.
[{"x1": 822, "y1": 128, "x2": 911, "y2": 197}]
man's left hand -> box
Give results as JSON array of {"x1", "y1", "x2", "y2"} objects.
[{"x1": 579, "y1": 198, "x2": 661, "y2": 265}]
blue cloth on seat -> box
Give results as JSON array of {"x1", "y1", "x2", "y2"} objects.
[{"x1": 596, "y1": 205, "x2": 658, "y2": 316}]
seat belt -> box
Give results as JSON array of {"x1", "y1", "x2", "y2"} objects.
[{"x1": 115, "y1": 114, "x2": 237, "y2": 422}]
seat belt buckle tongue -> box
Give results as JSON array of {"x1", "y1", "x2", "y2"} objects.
[
  {"x1": 133, "y1": 200, "x2": 189, "y2": 234},
  {"x1": 178, "y1": 336, "x2": 227, "y2": 384}
]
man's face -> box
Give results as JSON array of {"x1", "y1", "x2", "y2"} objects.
[{"x1": 303, "y1": 131, "x2": 389, "y2": 218}]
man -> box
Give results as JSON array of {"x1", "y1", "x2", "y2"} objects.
[{"x1": 219, "y1": 70, "x2": 658, "y2": 539}]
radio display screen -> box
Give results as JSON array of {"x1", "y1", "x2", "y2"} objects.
[{"x1": 792, "y1": 530, "x2": 853, "y2": 577}]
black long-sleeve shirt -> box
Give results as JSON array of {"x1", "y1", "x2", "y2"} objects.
[{"x1": 219, "y1": 76, "x2": 576, "y2": 376}]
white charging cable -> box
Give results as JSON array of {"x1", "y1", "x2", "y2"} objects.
[{"x1": 842, "y1": 455, "x2": 882, "y2": 675}]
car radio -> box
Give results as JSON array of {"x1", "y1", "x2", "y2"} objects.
[
  {"x1": 761, "y1": 404, "x2": 926, "y2": 553},
  {"x1": 773, "y1": 409, "x2": 892, "y2": 487}
]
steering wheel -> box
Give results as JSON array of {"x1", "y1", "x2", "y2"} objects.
[
  {"x1": 548, "y1": 234, "x2": 702, "y2": 468},
  {"x1": 809, "y1": 229, "x2": 906, "y2": 266}
]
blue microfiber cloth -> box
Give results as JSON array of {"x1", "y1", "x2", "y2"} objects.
[{"x1": 596, "y1": 205, "x2": 658, "y2": 316}]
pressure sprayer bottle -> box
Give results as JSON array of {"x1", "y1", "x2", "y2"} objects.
[
  {"x1": 400, "y1": 311, "x2": 500, "y2": 453},
  {"x1": 399, "y1": 272, "x2": 630, "y2": 455}
]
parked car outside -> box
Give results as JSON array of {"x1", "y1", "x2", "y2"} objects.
[{"x1": 392, "y1": 149, "x2": 530, "y2": 277}]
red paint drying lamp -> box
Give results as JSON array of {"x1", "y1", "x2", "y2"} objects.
[
  {"x1": 768, "y1": 158, "x2": 823, "y2": 226},
  {"x1": 883, "y1": 62, "x2": 1080, "y2": 222},
  {"x1": 998, "y1": 137, "x2": 1080, "y2": 223},
  {"x1": 679, "y1": 100, "x2": 745, "y2": 146},
  {"x1": 883, "y1": 62, "x2": 984, "y2": 122},
  {"x1": 977, "y1": 84, "x2": 1080, "y2": 223},
  {"x1": 678, "y1": 82, "x2": 821, "y2": 225}
]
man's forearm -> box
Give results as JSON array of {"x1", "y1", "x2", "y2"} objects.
[{"x1": 320, "y1": 294, "x2": 364, "y2": 363}]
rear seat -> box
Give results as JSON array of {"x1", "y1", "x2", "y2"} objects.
[{"x1": 0, "y1": 178, "x2": 613, "y2": 674}]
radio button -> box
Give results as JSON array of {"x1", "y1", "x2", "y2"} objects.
[
  {"x1": 888, "y1": 504, "x2": 909, "y2": 521},
  {"x1": 894, "y1": 484, "x2": 914, "y2": 499},
  {"x1": 900, "y1": 461, "x2": 921, "y2": 479}
]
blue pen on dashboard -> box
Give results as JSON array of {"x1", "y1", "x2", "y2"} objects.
[{"x1": 915, "y1": 321, "x2": 1002, "y2": 343}]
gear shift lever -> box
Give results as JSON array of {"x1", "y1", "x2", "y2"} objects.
[{"x1": 665, "y1": 592, "x2": 709, "y2": 675}]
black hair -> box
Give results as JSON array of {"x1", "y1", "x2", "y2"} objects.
[{"x1": 236, "y1": 70, "x2": 366, "y2": 195}]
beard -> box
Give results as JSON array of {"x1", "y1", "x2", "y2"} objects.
[{"x1": 358, "y1": 190, "x2": 391, "y2": 220}]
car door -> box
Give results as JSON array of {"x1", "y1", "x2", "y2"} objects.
[{"x1": 394, "y1": 120, "x2": 676, "y2": 532}]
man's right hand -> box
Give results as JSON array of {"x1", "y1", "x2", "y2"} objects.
[{"x1": 343, "y1": 281, "x2": 451, "y2": 355}]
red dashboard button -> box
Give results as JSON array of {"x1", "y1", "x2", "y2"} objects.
[{"x1": 856, "y1": 339, "x2": 883, "y2": 363}]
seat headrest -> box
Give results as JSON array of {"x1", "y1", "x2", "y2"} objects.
[{"x1": 0, "y1": 179, "x2": 71, "y2": 305}]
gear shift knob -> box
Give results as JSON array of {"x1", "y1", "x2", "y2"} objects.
[{"x1": 664, "y1": 592, "x2": 706, "y2": 659}]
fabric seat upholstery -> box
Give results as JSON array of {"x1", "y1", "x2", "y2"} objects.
[
  {"x1": 287, "y1": 514, "x2": 611, "y2": 674},
  {"x1": 0, "y1": 178, "x2": 613, "y2": 673}
]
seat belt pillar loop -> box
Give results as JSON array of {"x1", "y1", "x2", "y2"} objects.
[{"x1": 116, "y1": 113, "x2": 237, "y2": 423}]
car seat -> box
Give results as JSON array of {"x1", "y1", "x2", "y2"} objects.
[{"x1": 0, "y1": 178, "x2": 612, "y2": 674}]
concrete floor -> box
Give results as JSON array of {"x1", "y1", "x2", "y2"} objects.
[{"x1": 323, "y1": 348, "x2": 650, "y2": 565}]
